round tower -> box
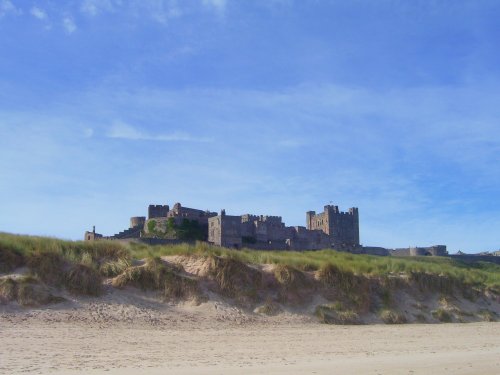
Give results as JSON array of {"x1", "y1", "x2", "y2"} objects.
[{"x1": 130, "y1": 216, "x2": 146, "y2": 229}]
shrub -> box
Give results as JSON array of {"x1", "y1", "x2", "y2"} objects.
[{"x1": 147, "y1": 220, "x2": 157, "y2": 233}]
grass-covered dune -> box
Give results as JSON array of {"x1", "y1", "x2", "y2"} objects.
[{"x1": 1, "y1": 232, "x2": 499, "y2": 324}]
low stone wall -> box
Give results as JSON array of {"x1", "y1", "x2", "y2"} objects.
[{"x1": 448, "y1": 254, "x2": 500, "y2": 265}]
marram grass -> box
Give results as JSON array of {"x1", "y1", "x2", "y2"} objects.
[{"x1": 1, "y1": 232, "x2": 499, "y2": 290}]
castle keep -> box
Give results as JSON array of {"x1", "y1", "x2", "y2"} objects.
[{"x1": 306, "y1": 205, "x2": 359, "y2": 248}]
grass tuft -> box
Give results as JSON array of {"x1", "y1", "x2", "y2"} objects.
[
  {"x1": 0, "y1": 246, "x2": 25, "y2": 272},
  {"x1": 0, "y1": 276, "x2": 65, "y2": 306},
  {"x1": 27, "y1": 251, "x2": 66, "y2": 285},
  {"x1": 315, "y1": 303, "x2": 361, "y2": 325},
  {"x1": 99, "y1": 258, "x2": 131, "y2": 277},
  {"x1": 207, "y1": 255, "x2": 262, "y2": 299},
  {"x1": 317, "y1": 263, "x2": 365, "y2": 293},
  {"x1": 379, "y1": 309, "x2": 407, "y2": 324},
  {"x1": 477, "y1": 309, "x2": 497, "y2": 322},
  {"x1": 0, "y1": 277, "x2": 17, "y2": 303},
  {"x1": 113, "y1": 257, "x2": 200, "y2": 301},
  {"x1": 432, "y1": 308, "x2": 453, "y2": 322},
  {"x1": 65, "y1": 264, "x2": 102, "y2": 296},
  {"x1": 274, "y1": 264, "x2": 309, "y2": 290}
]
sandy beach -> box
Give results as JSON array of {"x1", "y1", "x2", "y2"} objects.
[{"x1": 1, "y1": 310, "x2": 499, "y2": 375}]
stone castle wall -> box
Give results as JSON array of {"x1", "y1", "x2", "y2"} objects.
[{"x1": 148, "y1": 205, "x2": 169, "y2": 219}]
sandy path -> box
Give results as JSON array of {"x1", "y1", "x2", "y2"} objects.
[{"x1": 1, "y1": 321, "x2": 499, "y2": 375}]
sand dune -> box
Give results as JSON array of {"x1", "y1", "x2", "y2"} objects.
[{"x1": 1, "y1": 252, "x2": 499, "y2": 374}]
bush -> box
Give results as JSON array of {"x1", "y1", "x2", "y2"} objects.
[{"x1": 147, "y1": 220, "x2": 157, "y2": 233}]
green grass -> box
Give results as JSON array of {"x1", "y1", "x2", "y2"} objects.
[{"x1": 1, "y1": 232, "x2": 499, "y2": 292}]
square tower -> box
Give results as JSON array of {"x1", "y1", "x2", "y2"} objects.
[{"x1": 306, "y1": 205, "x2": 359, "y2": 248}]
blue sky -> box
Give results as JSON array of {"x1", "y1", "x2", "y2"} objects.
[{"x1": 0, "y1": 0, "x2": 499, "y2": 252}]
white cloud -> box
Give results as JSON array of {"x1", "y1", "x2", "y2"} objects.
[
  {"x1": 80, "y1": 0, "x2": 115, "y2": 17},
  {"x1": 202, "y1": 0, "x2": 226, "y2": 14},
  {"x1": 0, "y1": 0, "x2": 20, "y2": 17},
  {"x1": 62, "y1": 16, "x2": 77, "y2": 34},
  {"x1": 83, "y1": 128, "x2": 94, "y2": 138},
  {"x1": 30, "y1": 6, "x2": 47, "y2": 20},
  {"x1": 148, "y1": 1, "x2": 183, "y2": 24},
  {"x1": 107, "y1": 121, "x2": 212, "y2": 142}
]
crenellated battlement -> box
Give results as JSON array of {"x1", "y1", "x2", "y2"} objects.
[{"x1": 148, "y1": 204, "x2": 169, "y2": 219}]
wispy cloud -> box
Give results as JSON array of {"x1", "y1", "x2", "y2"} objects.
[
  {"x1": 83, "y1": 128, "x2": 94, "y2": 138},
  {"x1": 80, "y1": 0, "x2": 115, "y2": 16},
  {"x1": 30, "y1": 6, "x2": 47, "y2": 20},
  {"x1": 62, "y1": 16, "x2": 77, "y2": 34},
  {"x1": 0, "y1": 0, "x2": 20, "y2": 17},
  {"x1": 107, "y1": 121, "x2": 213, "y2": 142},
  {"x1": 202, "y1": 0, "x2": 227, "y2": 15}
]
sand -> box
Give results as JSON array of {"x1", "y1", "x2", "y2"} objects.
[
  {"x1": 1, "y1": 312, "x2": 499, "y2": 375},
  {"x1": 1, "y1": 257, "x2": 499, "y2": 374}
]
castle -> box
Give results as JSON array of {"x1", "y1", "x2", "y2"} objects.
[
  {"x1": 85, "y1": 202, "x2": 360, "y2": 251},
  {"x1": 208, "y1": 205, "x2": 359, "y2": 251},
  {"x1": 84, "y1": 201, "x2": 448, "y2": 257}
]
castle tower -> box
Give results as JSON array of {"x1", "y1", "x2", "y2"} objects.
[
  {"x1": 306, "y1": 204, "x2": 360, "y2": 248},
  {"x1": 130, "y1": 216, "x2": 146, "y2": 229},
  {"x1": 306, "y1": 211, "x2": 315, "y2": 231}
]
